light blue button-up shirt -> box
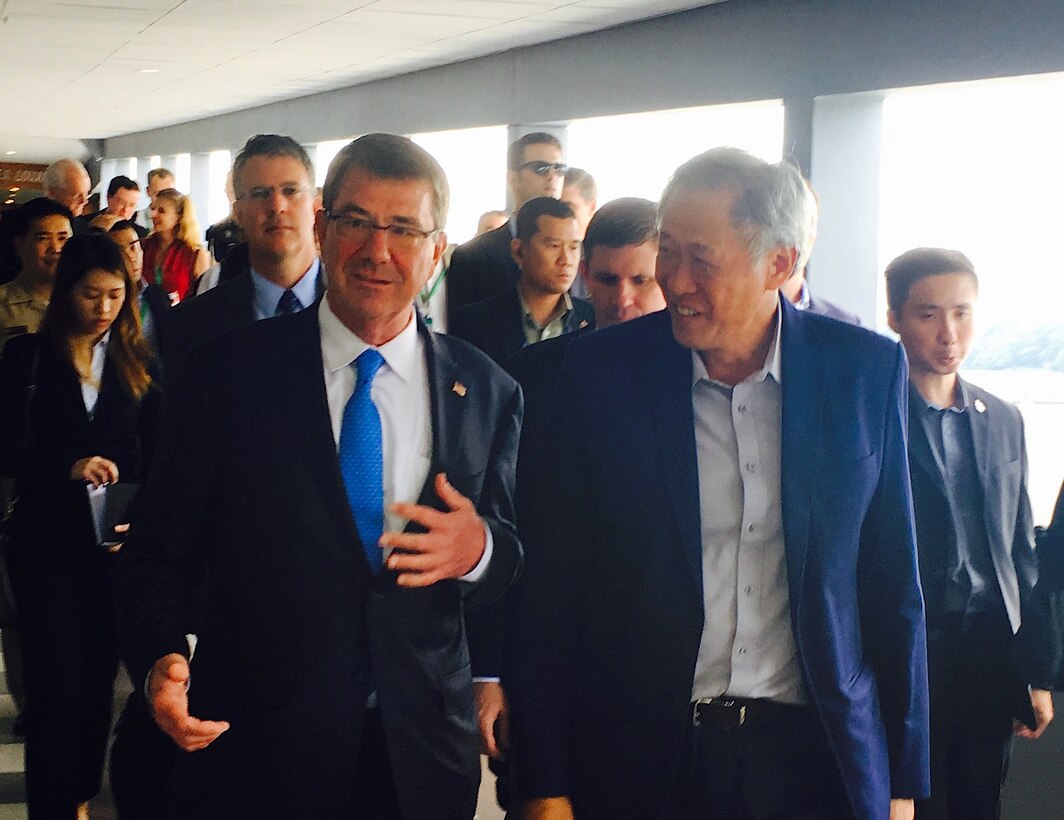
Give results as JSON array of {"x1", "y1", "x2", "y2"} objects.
[
  {"x1": 250, "y1": 259, "x2": 322, "y2": 320},
  {"x1": 690, "y1": 305, "x2": 806, "y2": 706}
]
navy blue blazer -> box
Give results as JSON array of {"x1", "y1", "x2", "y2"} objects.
[
  {"x1": 119, "y1": 306, "x2": 523, "y2": 819},
  {"x1": 511, "y1": 302, "x2": 929, "y2": 819}
]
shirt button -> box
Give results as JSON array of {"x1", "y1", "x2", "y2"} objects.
[
  {"x1": 747, "y1": 523, "x2": 756, "y2": 533},
  {"x1": 738, "y1": 404, "x2": 748, "y2": 413},
  {"x1": 738, "y1": 647, "x2": 747, "y2": 655},
  {"x1": 745, "y1": 585, "x2": 753, "y2": 595},
  {"x1": 745, "y1": 461, "x2": 756, "y2": 472}
]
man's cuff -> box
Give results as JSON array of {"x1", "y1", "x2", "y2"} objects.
[
  {"x1": 473, "y1": 677, "x2": 501, "y2": 683},
  {"x1": 460, "y1": 521, "x2": 493, "y2": 583}
]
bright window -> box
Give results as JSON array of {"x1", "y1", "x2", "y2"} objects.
[
  {"x1": 408, "y1": 126, "x2": 508, "y2": 245},
  {"x1": 315, "y1": 140, "x2": 353, "y2": 188},
  {"x1": 566, "y1": 100, "x2": 785, "y2": 206},
  {"x1": 879, "y1": 73, "x2": 1064, "y2": 521},
  {"x1": 207, "y1": 149, "x2": 232, "y2": 225},
  {"x1": 174, "y1": 153, "x2": 192, "y2": 194}
]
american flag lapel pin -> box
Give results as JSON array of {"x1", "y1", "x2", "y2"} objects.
[{"x1": 452, "y1": 381, "x2": 467, "y2": 397}]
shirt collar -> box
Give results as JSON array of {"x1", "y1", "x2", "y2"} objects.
[
  {"x1": 250, "y1": 258, "x2": 321, "y2": 317},
  {"x1": 914, "y1": 378, "x2": 970, "y2": 414},
  {"x1": 319, "y1": 296, "x2": 420, "y2": 384},
  {"x1": 95, "y1": 328, "x2": 112, "y2": 352},
  {"x1": 691, "y1": 301, "x2": 783, "y2": 388},
  {"x1": 794, "y1": 279, "x2": 811, "y2": 311},
  {"x1": 519, "y1": 289, "x2": 573, "y2": 330}
]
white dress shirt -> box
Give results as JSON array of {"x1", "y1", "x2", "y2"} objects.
[
  {"x1": 318, "y1": 298, "x2": 491, "y2": 581},
  {"x1": 81, "y1": 330, "x2": 111, "y2": 417},
  {"x1": 690, "y1": 305, "x2": 806, "y2": 705}
]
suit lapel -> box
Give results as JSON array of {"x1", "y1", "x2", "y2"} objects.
[
  {"x1": 279, "y1": 307, "x2": 365, "y2": 555},
  {"x1": 504, "y1": 288, "x2": 526, "y2": 364},
  {"x1": 906, "y1": 389, "x2": 948, "y2": 500},
  {"x1": 779, "y1": 301, "x2": 822, "y2": 602},
  {"x1": 964, "y1": 378, "x2": 991, "y2": 485},
  {"x1": 641, "y1": 313, "x2": 702, "y2": 593},
  {"x1": 419, "y1": 319, "x2": 451, "y2": 507}
]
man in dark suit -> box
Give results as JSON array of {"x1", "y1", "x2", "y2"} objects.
[
  {"x1": 512, "y1": 148, "x2": 929, "y2": 820},
  {"x1": 469, "y1": 196, "x2": 664, "y2": 812},
  {"x1": 449, "y1": 197, "x2": 592, "y2": 366},
  {"x1": 781, "y1": 174, "x2": 862, "y2": 326},
  {"x1": 445, "y1": 132, "x2": 566, "y2": 319},
  {"x1": 884, "y1": 247, "x2": 1054, "y2": 820},
  {"x1": 118, "y1": 133, "x2": 522, "y2": 819},
  {"x1": 164, "y1": 134, "x2": 324, "y2": 383},
  {"x1": 78, "y1": 175, "x2": 148, "y2": 236}
]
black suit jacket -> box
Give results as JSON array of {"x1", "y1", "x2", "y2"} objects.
[
  {"x1": 449, "y1": 287, "x2": 594, "y2": 367},
  {"x1": 806, "y1": 292, "x2": 862, "y2": 326},
  {"x1": 0, "y1": 333, "x2": 160, "y2": 554},
  {"x1": 163, "y1": 270, "x2": 254, "y2": 386},
  {"x1": 467, "y1": 325, "x2": 594, "y2": 678},
  {"x1": 907, "y1": 380, "x2": 1053, "y2": 692},
  {"x1": 141, "y1": 283, "x2": 171, "y2": 358},
  {"x1": 119, "y1": 307, "x2": 522, "y2": 819},
  {"x1": 445, "y1": 222, "x2": 519, "y2": 320}
]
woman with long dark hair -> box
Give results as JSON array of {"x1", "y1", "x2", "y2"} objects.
[{"x1": 0, "y1": 233, "x2": 160, "y2": 819}]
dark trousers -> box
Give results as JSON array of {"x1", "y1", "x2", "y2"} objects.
[
  {"x1": 351, "y1": 707, "x2": 403, "y2": 819},
  {"x1": 109, "y1": 689, "x2": 178, "y2": 819},
  {"x1": 917, "y1": 612, "x2": 1019, "y2": 820},
  {"x1": 13, "y1": 548, "x2": 119, "y2": 819},
  {"x1": 667, "y1": 700, "x2": 851, "y2": 820}
]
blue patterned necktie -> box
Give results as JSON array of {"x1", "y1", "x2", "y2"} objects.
[
  {"x1": 338, "y1": 349, "x2": 386, "y2": 572},
  {"x1": 275, "y1": 289, "x2": 301, "y2": 315}
]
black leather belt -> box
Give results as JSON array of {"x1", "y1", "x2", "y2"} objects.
[{"x1": 691, "y1": 697, "x2": 802, "y2": 731}]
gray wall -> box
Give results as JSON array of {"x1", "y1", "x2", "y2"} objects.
[{"x1": 102, "y1": 0, "x2": 1064, "y2": 165}]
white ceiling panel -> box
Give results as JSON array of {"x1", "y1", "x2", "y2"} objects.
[{"x1": 0, "y1": 0, "x2": 723, "y2": 143}]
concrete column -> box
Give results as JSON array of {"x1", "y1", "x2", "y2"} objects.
[
  {"x1": 189, "y1": 153, "x2": 212, "y2": 241},
  {"x1": 809, "y1": 92, "x2": 886, "y2": 327},
  {"x1": 783, "y1": 95, "x2": 814, "y2": 175}
]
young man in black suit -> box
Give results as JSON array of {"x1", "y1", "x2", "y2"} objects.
[
  {"x1": 449, "y1": 196, "x2": 592, "y2": 366},
  {"x1": 163, "y1": 134, "x2": 323, "y2": 383},
  {"x1": 885, "y1": 247, "x2": 1055, "y2": 819},
  {"x1": 119, "y1": 133, "x2": 521, "y2": 820},
  {"x1": 445, "y1": 131, "x2": 566, "y2": 318}
]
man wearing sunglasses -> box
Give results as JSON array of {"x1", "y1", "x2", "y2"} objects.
[{"x1": 446, "y1": 131, "x2": 567, "y2": 319}]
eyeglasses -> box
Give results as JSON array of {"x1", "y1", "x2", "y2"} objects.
[
  {"x1": 239, "y1": 185, "x2": 313, "y2": 203},
  {"x1": 325, "y1": 212, "x2": 438, "y2": 251},
  {"x1": 518, "y1": 160, "x2": 569, "y2": 177}
]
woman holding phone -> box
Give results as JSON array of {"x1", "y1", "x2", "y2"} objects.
[{"x1": 0, "y1": 233, "x2": 160, "y2": 819}]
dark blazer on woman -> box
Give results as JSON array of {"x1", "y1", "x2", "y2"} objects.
[
  {"x1": 0, "y1": 331, "x2": 160, "y2": 815},
  {"x1": 0, "y1": 332, "x2": 160, "y2": 549}
]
